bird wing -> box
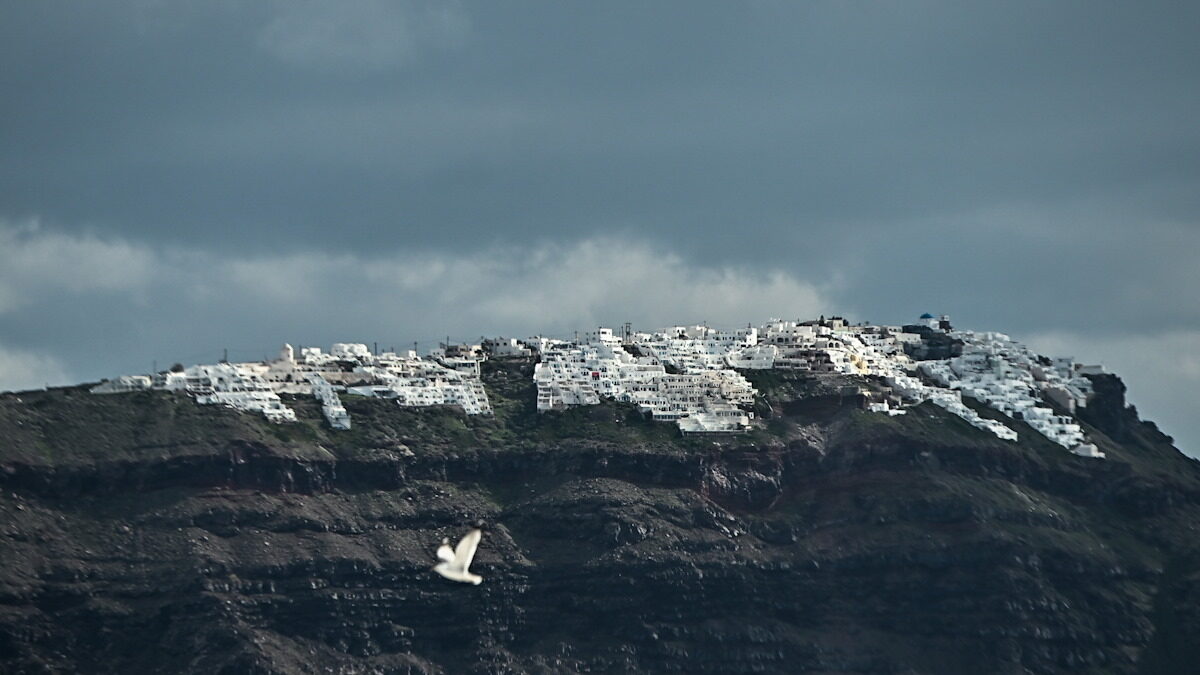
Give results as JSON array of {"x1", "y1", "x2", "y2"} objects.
[
  {"x1": 436, "y1": 543, "x2": 456, "y2": 563},
  {"x1": 453, "y1": 529, "x2": 482, "y2": 571}
]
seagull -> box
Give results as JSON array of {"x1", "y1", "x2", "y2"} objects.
[{"x1": 434, "y1": 528, "x2": 483, "y2": 585}]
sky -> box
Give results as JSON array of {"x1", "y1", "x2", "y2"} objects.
[{"x1": 1, "y1": 1, "x2": 1197, "y2": 454}]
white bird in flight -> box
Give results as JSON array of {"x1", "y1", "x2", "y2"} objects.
[{"x1": 434, "y1": 528, "x2": 483, "y2": 585}]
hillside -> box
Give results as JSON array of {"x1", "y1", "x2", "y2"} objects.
[{"x1": 1, "y1": 360, "x2": 1199, "y2": 673}]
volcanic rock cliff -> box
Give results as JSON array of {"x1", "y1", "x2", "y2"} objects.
[{"x1": 1, "y1": 361, "x2": 1199, "y2": 674}]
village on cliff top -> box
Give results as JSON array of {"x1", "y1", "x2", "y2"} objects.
[{"x1": 90, "y1": 314, "x2": 1106, "y2": 459}]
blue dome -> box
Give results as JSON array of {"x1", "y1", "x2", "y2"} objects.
[{"x1": 919, "y1": 313, "x2": 935, "y2": 319}]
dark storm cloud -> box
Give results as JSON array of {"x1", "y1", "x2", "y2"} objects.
[
  {"x1": 4, "y1": 2, "x2": 1197, "y2": 252},
  {"x1": 1, "y1": 1, "x2": 1197, "y2": 451}
]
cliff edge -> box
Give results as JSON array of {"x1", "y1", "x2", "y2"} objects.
[{"x1": 1, "y1": 361, "x2": 1198, "y2": 673}]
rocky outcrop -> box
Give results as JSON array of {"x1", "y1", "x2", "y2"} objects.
[{"x1": 1, "y1": 367, "x2": 1198, "y2": 673}]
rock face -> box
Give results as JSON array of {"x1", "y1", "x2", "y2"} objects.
[{"x1": 1, "y1": 361, "x2": 1199, "y2": 673}]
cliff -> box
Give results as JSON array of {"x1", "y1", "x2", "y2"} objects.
[{"x1": 1, "y1": 361, "x2": 1199, "y2": 673}]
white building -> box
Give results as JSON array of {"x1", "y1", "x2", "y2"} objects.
[
  {"x1": 308, "y1": 373, "x2": 350, "y2": 430},
  {"x1": 483, "y1": 337, "x2": 532, "y2": 358},
  {"x1": 534, "y1": 327, "x2": 756, "y2": 433},
  {"x1": 91, "y1": 375, "x2": 152, "y2": 394}
]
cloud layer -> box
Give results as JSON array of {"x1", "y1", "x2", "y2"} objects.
[
  {"x1": 257, "y1": 0, "x2": 469, "y2": 70},
  {"x1": 0, "y1": 219, "x2": 827, "y2": 379},
  {"x1": 0, "y1": 221, "x2": 154, "y2": 314},
  {"x1": 0, "y1": 340, "x2": 70, "y2": 393}
]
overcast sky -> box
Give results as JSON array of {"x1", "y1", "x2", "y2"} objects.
[{"x1": 1, "y1": 1, "x2": 1197, "y2": 454}]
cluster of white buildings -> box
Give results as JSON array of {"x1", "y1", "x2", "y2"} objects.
[
  {"x1": 917, "y1": 331, "x2": 1102, "y2": 457},
  {"x1": 92, "y1": 342, "x2": 492, "y2": 427},
  {"x1": 525, "y1": 315, "x2": 1106, "y2": 457},
  {"x1": 533, "y1": 327, "x2": 756, "y2": 433},
  {"x1": 308, "y1": 373, "x2": 350, "y2": 430},
  {"x1": 92, "y1": 363, "x2": 298, "y2": 423},
  {"x1": 88, "y1": 314, "x2": 1109, "y2": 458},
  {"x1": 530, "y1": 320, "x2": 907, "y2": 435}
]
